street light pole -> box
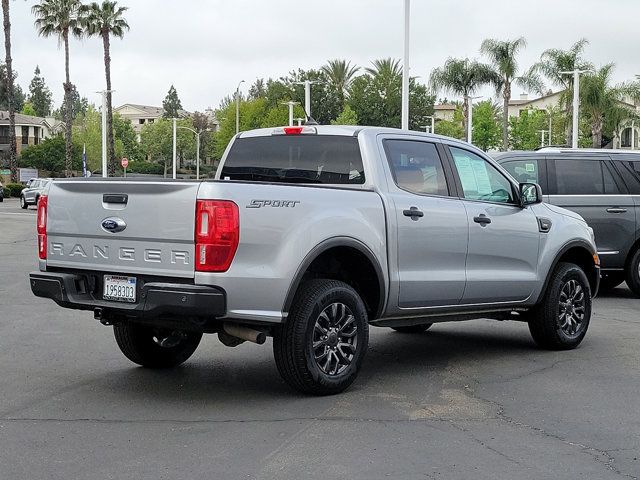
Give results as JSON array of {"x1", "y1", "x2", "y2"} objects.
[
  {"x1": 172, "y1": 118, "x2": 177, "y2": 179},
  {"x1": 401, "y1": 0, "x2": 410, "y2": 130},
  {"x1": 467, "y1": 96, "x2": 482, "y2": 144},
  {"x1": 97, "y1": 90, "x2": 113, "y2": 177},
  {"x1": 235, "y1": 80, "x2": 245, "y2": 135},
  {"x1": 294, "y1": 80, "x2": 322, "y2": 120},
  {"x1": 176, "y1": 126, "x2": 210, "y2": 180},
  {"x1": 538, "y1": 130, "x2": 547, "y2": 147},
  {"x1": 281, "y1": 101, "x2": 300, "y2": 126},
  {"x1": 560, "y1": 69, "x2": 592, "y2": 148}
]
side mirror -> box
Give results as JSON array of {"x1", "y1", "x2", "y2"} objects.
[{"x1": 519, "y1": 182, "x2": 542, "y2": 206}]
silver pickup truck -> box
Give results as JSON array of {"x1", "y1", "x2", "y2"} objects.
[{"x1": 30, "y1": 126, "x2": 600, "y2": 395}]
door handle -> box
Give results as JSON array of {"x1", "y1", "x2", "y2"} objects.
[
  {"x1": 403, "y1": 206, "x2": 424, "y2": 220},
  {"x1": 473, "y1": 214, "x2": 492, "y2": 225},
  {"x1": 606, "y1": 207, "x2": 627, "y2": 214}
]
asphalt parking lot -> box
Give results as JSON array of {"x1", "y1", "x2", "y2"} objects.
[{"x1": 0, "y1": 196, "x2": 638, "y2": 480}]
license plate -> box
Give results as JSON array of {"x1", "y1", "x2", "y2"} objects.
[{"x1": 103, "y1": 275, "x2": 137, "y2": 303}]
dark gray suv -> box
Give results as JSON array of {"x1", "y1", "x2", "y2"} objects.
[{"x1": 496, "y1": 148, "x2": 640, "y2": 295}]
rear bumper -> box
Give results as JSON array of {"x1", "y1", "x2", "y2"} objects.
[{"x1": 29, "y1": 271, "x2": 226, "y2": 331}]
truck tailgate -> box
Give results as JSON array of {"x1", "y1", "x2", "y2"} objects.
[{"x1": 45, "y1": 180, "x2": 199, "y2": 278}]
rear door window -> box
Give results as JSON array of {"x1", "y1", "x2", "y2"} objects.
[
  {"x1": 551, "y1": 159, "x2": 607, "y2": 195},
  {"x1": 221, "y1": 135, "x2": 365, "y2": 184},
  {"x1": 616, "y1": 161, "x2": 640, "y2": 194},
  {"x1": 383, "y1": 140, "x2": 449, "y2": 196},
  {"x1": 501, "y1": 159, "x2": 540, "y2": 185}
]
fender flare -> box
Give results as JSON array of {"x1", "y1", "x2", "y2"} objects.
[
  {"x1": 282, "y1": 237, "x2": 387, "y2": 319},
  {"x1": 536, "y1": 239, "x2": 599, "y2": 303}
]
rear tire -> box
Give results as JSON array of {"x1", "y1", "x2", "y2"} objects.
[
  {"x1": 528, "y1": 262, "x2": 591, "y2": 350},
  {"x1": 391, "y1": 323, "x2": 433, "y2": 334},
  {"x1": 273, "y1": 279, "x2": 369, "y2": 395},
  {"x1": 113, "y1": 323, "x2": 202, "y2": 368},
  {"x1": 20, "y1": 196, "x2": 27, "y2": 209},
  {"x1": 625, "y1": 249, "x2": 640, "y2": 297}
]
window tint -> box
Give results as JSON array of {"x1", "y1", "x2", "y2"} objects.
[
  {"x1": 618, "y1": 161, "x2": 640, "y2": 194},
  {"x1": 450, "y1": 147, "x2": 515, "y2": 203},
  {"x1": 384, "y1": 140, "x2": 448, "y2": 196},
  {"x1": 602, "y1": 163, "x2": 622, "y2": 194},
  {"x1": 553, "y1": 159, "x2": 613, "y2": 195},
  {"x1": 221, "y1": 135, "x2": 365, "y2": 184},
  {"x1": 502, "y1": 159, "x2": 540, "y2": 185}
]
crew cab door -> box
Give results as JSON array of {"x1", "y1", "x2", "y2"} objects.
[
  {"x1": 445, "y1": 145, "x2": 540, "y2": 304},
  {"x1": 382, "y1": 138, "x2": 468, "y2": 307}
]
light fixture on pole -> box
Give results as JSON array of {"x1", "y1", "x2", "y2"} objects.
[
  {"x1": 172, "y1": 118, "x2": 177, "y2": 179},
  {"x1": 424, "y1": 115, "x2": 435, "y2": 134},
  {"x1": 235, "y1": 80, "x2": 245, "y2": 134},
  {"x1": 176, "y1": 126, "x2": 210, "y2": 180},
  {"x1": 281, "y1": 101, "x2": 300, "y2": 126},
  {"x1": 401, "y1": 0, "x2": 410, "y2": 130},
  {"x1": 96, "y1": 90, "x2": 114, "y2": 178},
  {"x1": 294, "y1": 117, "x2": 305, "y2": 126},
  {"x1": 559, "y1": 69, "x2": 592, "y2": 148},
  {"x1": 467, "y1": 96, "x2": 482, "y2": 144}
]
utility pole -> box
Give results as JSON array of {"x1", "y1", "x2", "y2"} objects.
[
  {"x1": 172, "y1": 118, "x2": 177, "y2": 179},
  {"x1": 467, "y1": 96, "x2": 482, "y2": 144},
  {"x1": 281, "y1": 101, "x2": 299, "y2": 126},
  {"x1": 235, "y1": 80, "x2": 245, "y2": 134},
  {"x1": 401, "y1": 0, "x2": 410, "y2": 130},
  {"x1": 560, "y1": 69, "x2": 592, "y2": 148}
]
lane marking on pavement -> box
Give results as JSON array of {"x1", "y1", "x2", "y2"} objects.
[{"x1": 0, "y1": 212, "x2": 36, "y2": 217}]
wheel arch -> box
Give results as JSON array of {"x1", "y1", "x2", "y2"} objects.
[
  {"x1": 283, "y1": 237, "x2": 386, "y2": 321},
  {"x1": 536, "y1": 240, "x2": 600, "y2": 303}
]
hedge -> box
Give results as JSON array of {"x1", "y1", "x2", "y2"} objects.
[{"x1": 5, "y1": 183, "x2": 25, "y2": 197}]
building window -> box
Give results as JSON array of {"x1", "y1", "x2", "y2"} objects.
[
  {"x1": 22, "y1": 126, "x2": 29, "y2": 144},
  {"x1": 148, "y1": 118, "x2": 154, "y2": 124},
  {"x1": 33, "y1": 127, "x2": 40, "y2": 145},
  {"x1": 622, "y1": 127, "x2": 633, "y2": 148},
  {"x1": 0, "y1": 126, "x2": 9, "y2": 144},
  {"x1": 139, "y1": 119, "x2": 145, "y2": 125}
]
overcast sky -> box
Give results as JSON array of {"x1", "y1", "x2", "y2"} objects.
[{"x1": 7, "y1": 0, "x2": 640, "y2": 113}]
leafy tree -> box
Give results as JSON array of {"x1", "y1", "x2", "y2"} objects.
[
  {"x1": 471, "y1": 100, "x2": 501, "y2": 151},
  {"x1": 28, "y1": 65, "x2": 53, "y2": 117},
  {"x1": 81, "y1": 0, "x2": 129, "y2": 176},
  {"x1": 530, "y1": 39, "x2": 592, "y2": 144},
  {"x1": 0, "y1": 63, "x2": 25, "y2": 112},
  {"x1": 331, "y1": 104, "x2": 358, "y2": 125},
  {"x1": 140, "y1": 117, "x2": 192, "y2": 176},
  {"x1": 248, "y1": 78, "x2": 266, "y2": 100},
  {"x1": 480, "y1": 37, "x2": 543, "y2": 151},
  {"x1": 509, "y1": 108, "x2": 548, "y2": 150},
  {"x1": 21, "y1": 102, "x2": 37, "y2": 116},
  {"x1": 321, "y1": 59, "x2": 359, "y2": 107},
  {"x1": 2, "y1": 1, "x2": 19, "y2": 181},
  {"x1": 33, "y1": 0, "x2": 84, "y2": 177},
  {"x1": 162, "y1": 84, "x2": 182, "y2": 118},
  {"x1": 19, "y1": 134, "x2": 81, "y2": 175},
  {"x1": 430, "y1": 58, "x2": 499, "y2": 141},
  {"x1": 54, "y1": 83, "x2": 88, "y2": 120},
  {"x1": 350, "y1": 59, "x2": 434, "y2": 129}
]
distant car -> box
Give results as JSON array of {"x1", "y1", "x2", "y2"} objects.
[
  {"x1": 495, "y1": 148, "x2": 640, "y2": 295},
  {"x1": 20, "y1": 178, "x2": 52, "y2": 209}
]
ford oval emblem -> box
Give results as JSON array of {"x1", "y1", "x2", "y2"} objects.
[{"x1": 101, "y1": 217, "x2": 126, "y2": 233}]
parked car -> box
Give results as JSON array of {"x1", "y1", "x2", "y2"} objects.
[
  {"x1": 496, "y1": 148, "x2": 640, "y2": 295},
  {"x1": 20, "y1": 178, "x2": 52, "y2": 209},
  {"x1": 29, "y1": 127, "x2": 599, "y2": 395}
]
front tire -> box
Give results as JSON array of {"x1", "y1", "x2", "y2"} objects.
[
  {"x1": 20, "y1": 196, "x2": 27, "y2": 209},
  {"x1": 528, "y1": 262, "x2": 592, "y2": 350},
  {"x1": 625, "y1": 249, "x2": 640, "y2": 297},
  {"x1": 113, "y1": 323, "x2": 202, "y2": 368},
  {"x1": 273, "y1": 279, "x2": 369, "y2": 395},
  {"x1": 391, "y1": 323, "x2": 433, "y2": 334}
]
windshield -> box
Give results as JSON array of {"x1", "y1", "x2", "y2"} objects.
[{"x1": 220, "y1": 135, "x2": 365, "y2": 184}]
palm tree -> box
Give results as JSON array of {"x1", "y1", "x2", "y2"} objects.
[
  {"x1": 480, "y1": 37, "x2": 543, "y2": 151},
  {"x1": 365, "y1": 58, "x2": 402, "y2": 80},
  {"x1": 81, "y1": 1, "x2": 128, "y2": 176},
  {"x1": 430, "y1": 58, "x2": 499, "y2": 141},
  {"x1": 580, "y1": 64, "x2": 633, "y2": 148},
  {"x1": 2, "y1": 0, "x2": 17, "y2": 182},
  {"x1": 33, "y1": 0, "x2": 83, "y2": 177},
  {"x1": 530, "y1": 39, "x2": 592, "y2": 145},
  {"x1": 321, "y1": 59, "x2": 359, "y2": 105}
]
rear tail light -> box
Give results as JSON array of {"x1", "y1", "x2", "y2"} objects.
[
  {"x1": 36, "y1": 195, "x2": 48, "y2": 260},
  {"x1": 195, "y1": 200, "x2": 239, "y2": 272}
]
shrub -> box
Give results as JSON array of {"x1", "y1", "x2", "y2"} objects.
[{"x1": 5, "y1": 183, "x2": 26, "y2": 197}]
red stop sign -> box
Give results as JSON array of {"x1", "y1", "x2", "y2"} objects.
[{"x1": 121, "y1": 157, "x2": 129, "y2": 168}]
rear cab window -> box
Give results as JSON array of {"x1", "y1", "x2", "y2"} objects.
[{"x1": 220, "y1": 135, "x2": 365, "y2": 185}]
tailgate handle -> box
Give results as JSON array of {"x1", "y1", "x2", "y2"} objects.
[{"x1": 103, "y1": 194, "x2": 128, "y2": 205}]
